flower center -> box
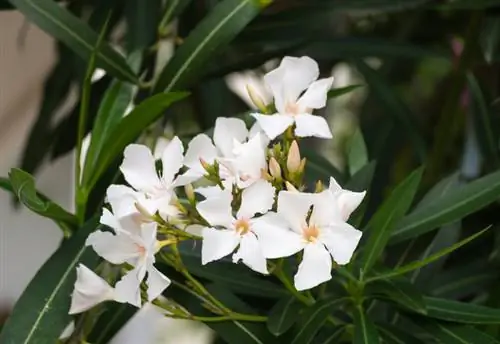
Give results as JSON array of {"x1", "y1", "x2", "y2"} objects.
[
  {"x1": 135, "y1": 243, "x2": 146, "y2": 256},
  {"x1": 302, "y1": 224, "x2": 320, "y2": 242},
  {"x1": 285, "y1": 102, "x2": 300, "y2": 116},
  {"x1": 234, "y1": 218, "x2": 251, "y2": 235}
]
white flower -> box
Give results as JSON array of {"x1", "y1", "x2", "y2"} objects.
[
  {"x1": 252, "y1": 56, "x2": 334, "y2": 140},
  {"x1": 119, "y1": 136, "x2": 185, "y2": 219},
  {"x1": 225, "y1": 71, "x2": 272, "y2": 110},
  {"x1": 69, "y1": 264, "x2": 116, "y2": 314},
  {"x1": 179, "y1": 117, "x2": 268, "y2": 190},
  {"x1": 196, "y1": 180, "x2": 277, "y2": 274},
  {"x1": 86, "y1": 222, "x2": 170, "y2": 307},
  {"x1": 259, "y1": 190, "x2": 362, "y2": 291},
  {"x1": 328, "y1": 176, "x2": 366, "y2": 222}
]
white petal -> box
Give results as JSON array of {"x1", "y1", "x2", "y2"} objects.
[
  {"x1": 184, "y1": 133, "x2": 218, "y2": 169},
  {"x1": 252, "y1": 213, "x2": 304, "y2": 259},
  {"x1": 153, "y1": 137, "x2": 170, "y2": 159},
  {"x1": 265, "y1": 56, "x2": 319, "y2": 113},
  {"x1": 175, "y1": 169, "x2": 205, "y2": 187},
  {"x1": 248, "y1": 122, "x2": 270, "y2": 146},
  {"x1": 114, "y1": 265, "x2": 147, "y2": 308},
  {"x1": 140, "y1": 194, "x2": 177, "y2": 221},
  {"x1": 232, "y1": 232, "x2": 268, "y2": 274},
  {"x1": 86, "y1": 230, "x2": 139, "y2": 264},
  {"x1": 69, "y1": 264, "x2": 115, "y2": 314},
  {"x1": 161, "y1": 136, "x2": 184, "y2": 186},
  {"x1": 106, "y1": 184, "x2": 140, "y2": 219},
  {"x1": 337, "y1": 190, "x2": 366, "y2": 222},
  {"x1": 195, "y1": 185, "x2": 225, "y2": 199},
  {"x1": 277, "y1": 191, "x2": 315, "y2": 233},
  {"x1": 196, "y1": 190, "x2": 234, "y2": 228},
  {"x1": 232, "y1": 134, "x2": 268, "y2": 188},
  {"x1": 201, "y1": 227, "x2": 240, "y2": 264},
  {"x1": 185, "y1": 224, "x2": 204, "y2": 237},
  {"x1": 297, "y1": 77, "x2": 334, "y2": 110},
  {"x1": 146, "y1": 264, "x2": 171, "y2": 301},
  {"x1": 250, "y1": 113, "x2": 294, "y2": 140},
  {"x1": 294, "y1": 242, "x2": 332, "y2": 291},
  {"x1": 309, "y1": 191, "x2": 340, "y2": 227},
  {"x1": 140, "y1": 222, "x2": 159, "y2": 254},
  {"x1": 237, "y1": 180, "x2": 275, "y2": 219},
  {"x1": 294, "y1": 114, "x2": 332, "y2": 139},
  {"x1": 100, "y1": 208, "x2": 120, "y2": 231},
  {"x1": 320, "y1": 222, "x2": 362, "y2": 265},
  {"x1": 214, "y1": 117, "x2": 249, "y2": 158},
  {"x1": 120, "y1": 144, "x2": 160, "y2": 193},
  {"x1": 328, "y1": 176, "x2": 342, "y2": 193}
]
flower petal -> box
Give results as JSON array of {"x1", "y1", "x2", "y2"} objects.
[
  {"x1": 161, "y1": 136, "x2": 185, "y2": 186},
  {"x1": 249, "y1": 121, "x2": 270, "y2": 145},
  {"x1": 69, "y1": 264, "x2": 115, "y2": 314},
  {"x1": 251, "y1": 113, "x2": 294, "y2": 140},
  {"x1": 201, "y1": 227, "x2": 240, "y2": 264},
  {"x1": 106, "y1": 184, "x2": 140, "y2": 218},
  {"x1": 297, "y1": 77, "x2": 334, "y2": 110},
  {"x1": 196, "y1": 190, "x2": 234, "y2": 228},
  {"x1": 195, "y1": 185, "x2": 225, "y2": 199},
  {"x1": 114, "y1": 265, "x2": 147, "y2": 308},
  {"x1": 320, "y1": 222, "x2": 362, "y2": 265},
  {"x1": 277, "y1": 191, "x2": 315, "y2": 233},
  {"x1": 140, "y1": 222, "x2": 159, "y2": 254},
  {"x1": 328, "y1": 176, "x2": 342, "y2": 193},
  {"x1": 337, "y1": 190, "x2": 366, "y2": 222},
  {"x1": 146, "y1": 264, "x2": 171, "y2": 301},
  {"x1": 100, "y1": 208, "x2": 121, "y2": 231},
  {"x1": 184, "y1": 133, "x2": 218, "y2": 169},
  {"x1": 232, "y1": 134, "x2": 268, "y2": 188},
  {"x1": 86, "y1": 230, "x2": 139, "y2": 264},
  {"x1": 214, "y1": 117, "x2": 248, "y2": 158},
  {"x1": 294, "y1": 114, "x2": 332, "y2": 139},
  {"x1": 237, "y1": 180, "x2": 275, "y2": 219},
  {"x1": 252, "y1": 212, "x2": 304, "y2": 259},
  {"x1": 232, "y1": 232, "x2": 268, "y2": 274},
  {"x1": 120, "y1": 144, "x2": 160, "y2": 193},
  {"x1": 309, "y1": 191, "x2": 341, "y2": 227},
  {"x1": 294, "y1": 242, "x2": 332, "y2": 291}
]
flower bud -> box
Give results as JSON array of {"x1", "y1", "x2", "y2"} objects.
[
  {"x1": 134, "y1": 202, "x2": 153, "y2": 220},
  {"x1": 315, "y1": 180, "x2": 325, "y2": 193},
  {"x1": 285, "y1": 181, "x2": 299, "y2": 192},
  {"x1": 246, "y1": 84, "x2": 267, "y2": 113},
  {"x1": 199, "y1": 158, "x2": 211, "y2": 172},
  {"x1": 184, "y1": 184, "x2": 195, "y2": 203},
  {"x1": 298, "y1": 158, "x2": 307, "y2": 174},
  {"x1": 269, "y1": 157, "x2": 282, "y2": 179},
  {"x1": 287, "y1": 140, "x2": 301, "y2": 173}
]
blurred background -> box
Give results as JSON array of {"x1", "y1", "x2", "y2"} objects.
[{"x1": 2, "y1": 0, "x2": 500, "y2": 343}]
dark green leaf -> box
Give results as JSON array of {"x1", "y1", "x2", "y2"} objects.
[
  {"x1": 85, "y1": 92, "x2": 188, "y2": 190},
  {"x1": 391, "y1": 168, "x2": 500, "y2": 243},
  {"x1": 377, "y1": 324, "x2": 424, "y2": 344},
  {"x1": 345, "y1": 161, "x2": 376, "y2": 228},
  {"x1": 347, "y1": 127, "x2": 368, "y2": 176},
  {"x1": 0, "y1": 218, "x2": 99, "y2": 344},
  {"x1": 414, "y1": 173, "x2": 460, "y2": 211},
  {"x1": 328, "y1": 85, "x2": 363, "y2": 99},
  {"x1": 361, "y1": 167, "x2": 423, "y2": 273},
  {"x1": 153, "y1": 0, "x2": 271, "y2": 93},
  {"x1": 125, "y1": 0, "x2": 161, "y2": 51},
  {"x1": 424, "y1": 297, "x2": 500, "y2": 324},
  {"x1": 82, "y1": 53, "x2": 141, "y2": 186},
  {"x1": 8, "y1": 0, "x2": 137, "y2": 83},
  {"x1": 419, "y1": 320, "x2": 500, "y2": 343},
  {"x1": 8, "y1": 168, "x2": 77, "y2": 236},
  {"x1": 267, "y1": 297, "x2": 303, "y2": 336},
  {"x1": 370, "y1": 227, "x2": 488, "y2": 282},
  {"x1": 291, "y1": 297, "x2": 348, "y2": 344},
  {"x1": 368, "y1": 279, "x2": 426, "y2": 314},
  {"x1": 438, "y1": 0, "x2": 500, "y2": 9},
  {"x1": 354, "y1": 60, "x2": 427, "y2": 162},
  {"x1": 353, "y1": 305, "x2": 380, "y2": 344},
  {"x1": 302, "y1": 148, "x2": 345, "y2": 185},
  {"x1": 0, "y1": 177, "x2": 13, "y2": 193}
]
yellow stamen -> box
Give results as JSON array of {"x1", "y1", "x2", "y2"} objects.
[{"x1": 234, "y1": 218, "x2": 250, "y2": 235}]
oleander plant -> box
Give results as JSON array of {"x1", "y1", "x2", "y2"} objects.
[{"x1": 3, "y1": 0, "x2": 500, "y2": 343}]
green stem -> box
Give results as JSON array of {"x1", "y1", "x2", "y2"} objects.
[{"x1": 274, "y1": 262, "x2": 314, "y2": 305}]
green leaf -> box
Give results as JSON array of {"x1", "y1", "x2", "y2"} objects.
[
  {"x1": 361, "y1": 167, "x2": 423, "y2": 273},
  {"x1": 368, "y1": 279, "x2": 426, "y2": 314},
  {"x1": 0, "y1": 218, "x2": 99, "y2": 344},
  {"x1": 437, "y1": 0, "x2": 500, "y2": 9},
  {"x1": 153, "y1": 0, "x2": 271, "y2": 93},
  {"x1": 82, "y1": 53, "x2": 141, "y2": 186},
  {"x1": 328, "y1": 85, "x2": 363, "y2": 99},
  {"x1": 377, "y1": 324, "x2": 424, "y2": 344},
  {"x1": 391, "y1": 168, "x2": 500, "y2": 243},
  {"x1": 8, "y1": 0, "x2": 137, "y2": 83},
  {"x1": 267, "y1": 297, "x2": 303, "y2": 336},
  {"x1": 468, "y1": 73, "x2": 500, "y2": 168},
  {"x1": 85, "y1": 92, "x2": 188, "y2": 190},
  {"x1": 0, "y1": 177, "x2": 13, "y2": 193},
  {"x1": 302, "y1": 147, "x2": 345, "y2": 185},
  {"x1": 291, "y1": 297, "x2": 348, "y2": 344},
  {"x1": 125, "y1": 0, "x2": 161, "y2": 51},
  {"x1": 88, "y1": 303, "x2": 138, "y2": 344},
  {"x1": 354, "y1": 60, "x2": 427, "y2": 162},
  {"x1": 347, "y1": 127, "x2": 368, "y2": 176},
  {"x1": 419, "y1": 321, "x2": 500, "y2": 343},
  {"x1": 345, "y1": 161, "x2": 376, "y2": 227},
  {"x1": 370, "y1": 227, "x2": 488, "y2": 282},
  {"x1": 8, "y1": 168, "x2": 77, "y2": 236},
  {"x1": 424, "y1": 297, "x2": 500, "y2": 324},
  {"x1": 158, "y1": 0, "x2": 194, "y2": 30},
  {"x1": 353, "y1": 305, "x2": 380, "y2": 344},
  {"x1": 414, "y1": 173, "x2": 460, "y2": 211}
]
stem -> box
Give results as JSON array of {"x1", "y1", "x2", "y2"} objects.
[{"x1": 274, "y1": 261, "x2": 314, "y2": 305}]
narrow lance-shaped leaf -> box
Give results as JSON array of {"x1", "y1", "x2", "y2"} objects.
[
  {"x1": 153, "y1": 0, "x2": 273, "y2": 93},
  {"x1": 390, "y1": 168, "x2": 500, "y2": 243},
  {"x1": 347, "y1": 127, "x2": 368, "y2": 176},
  {"x1": 85, "y1": 92, "x2": 189, "y2": 191},
  {"x1": 361, "y1": 167, "x2": 423, "y2": 274},
  {"x1": 418, "y1": 320, "x2": 500, "y2": 344},
  {"x1": 377, "y1": 324, "x2": 424, "y2": 344},
  {"x1": 423, "y1": 297, "x2": 500, "y2": 324},
  {"x1": 328, "y1": 85, "x2": 363, "y2": 99},
  {"x1": 367, "y1": 278, "x2": 426, "y2": 314},
  {"x1": 8, "y1": 0, "x2": 137, "y2": 83},
  {"x1": 267, "y1": 297, "x2": 303, "y2": 336},
  {"x1": 8, "y1": 168, "x2": 77, "y2": 236},
  {"x1": 353, "y1": 304, "x2": 380, "y2": 344},
  {"x1": 291, "y1": 297, "x2": 349, "y2": 344},
  {"x1": 0, "y1": 218, "x2": 99, "y2": 344}
]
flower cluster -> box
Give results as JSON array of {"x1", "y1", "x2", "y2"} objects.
[{"x1": 69, "y1": 56, "x2": 365, "y2": 315}]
